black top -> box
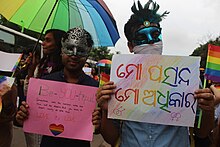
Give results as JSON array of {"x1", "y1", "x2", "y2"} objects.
[{"x1": 40, "y1": 70, "x2": 98, "y2": 147}]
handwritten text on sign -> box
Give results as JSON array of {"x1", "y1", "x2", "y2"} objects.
[
  {"x1": 108, "y1": 54, "x2": 201, "y2": 127},
  {"x1": 23, "y1": 78, "x2": 97, "y2": 141}
]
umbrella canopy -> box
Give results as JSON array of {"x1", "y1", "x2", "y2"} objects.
[
  {"x1": 97, "y1": 59, "x2": 112, "y2": 67},
  {"x1": 0, "y1": 0, "x2": 120, "y2": 47}
]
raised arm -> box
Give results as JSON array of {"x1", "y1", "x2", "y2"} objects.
[
  {"x1": 96, "y1": 81, "x2": 120, "y2": 146},
  {"x1": 15, "y1": 101, "x2": 29, "y2": 126},
  {"x1": 194, "y1": 88, "x2": 215, "y2": 138},
  {"x1": 0, "y1": 84, "x2": 17, "y2": 123}
]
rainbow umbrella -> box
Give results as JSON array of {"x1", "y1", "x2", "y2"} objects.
[
  {"x1": 0, "y1": 0, "x2": 120, "y2": 47},
  {"x1": 97, "y1": 59, "x2": 111, "y2": 86},
  {"x1": 97, "y1": 59, "x2": 112, "y2": 67}
]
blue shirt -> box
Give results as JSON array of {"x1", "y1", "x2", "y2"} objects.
[
  {"x1": 117, "y1": 121, "x2": 189, "y2": 147},
  {"x1": 112, "y1": 79, "x2": 204, "y2": 147}
]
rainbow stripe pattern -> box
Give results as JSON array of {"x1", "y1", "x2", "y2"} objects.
[
  {"x1": 49, "y1": 124, "x2": 64, "y2": 136},
  {"x1": 12, "y1": 54, "x2": 22, "y2": 73},
  {"x1": 204, "y1": 44, "x2": 220, "y2": 82},
  {"x1": 214, "y1": 85, "x2": 220, "y2": 90},
  {"x1": 99, "y1": 72, "x2": 110, "y2": 87}
]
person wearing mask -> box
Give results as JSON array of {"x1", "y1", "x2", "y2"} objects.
[
  {"x1": 16, "y1": 27, "x2": 100, "y2": 147},
  {"x1": 96, "y1": 1, "x2": 215, "y2": 147}
]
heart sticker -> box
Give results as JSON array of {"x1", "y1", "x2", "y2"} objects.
[{"x1": 49, "y1": 124, "x2": 64, "y2": 136}]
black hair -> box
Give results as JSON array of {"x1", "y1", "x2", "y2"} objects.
[
  {"x1": 84, "y1": 62, "x2": 91, "y2": 67},
  {"x1": 37, "y1": 29, "x2": 66, "y2": 78},
  {"x1": 84, "y1": 30, "x2": 94, "y2": 48},
  {"x1": 45, "y1": 29, "x2": 66, "y2": 54}
]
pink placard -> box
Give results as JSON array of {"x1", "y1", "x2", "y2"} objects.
[{"x1": 23, "y1": 78, "x2": 98, "y2": 141}]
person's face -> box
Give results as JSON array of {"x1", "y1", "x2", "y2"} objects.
[
  {"x1": 62, "y1": 53, "x2": 87, "y2": 72},
  {"x1": 42, "y1": 32, "x2": 57, "y2": 55},
  {"x1": 84, "y1": 63, "x2": 90, "y2": 67},
  {"x1": 128, "y1": 23, "x2": 161, "y2": 52}
]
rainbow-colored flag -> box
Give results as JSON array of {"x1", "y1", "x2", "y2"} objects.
[
  {"x1": 12, "y1": 53, "x2": 22, "y2": 73},
  {"x1": 215, "y1": 85, "x2": 220, "y2": 90},
  {"x1": 99, "y1": 72, "x2": 110, "y2": 87},
  {"x1": 204, "y1": 44, "x2": 220, "y2": 82},
  {"x1": 0, "y1": 50, "x2": 22, "y2": 72}
]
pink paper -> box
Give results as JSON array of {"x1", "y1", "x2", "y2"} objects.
[{"x1": 23, "y1": 78, "x2": 98, "y2": 141}]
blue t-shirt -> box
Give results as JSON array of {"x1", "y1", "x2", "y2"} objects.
[
  {"x1": 40, "y1": 70, "x2": 98, "y2": 147},
  {"x1": 119, "y1": 121, "x2": 189, "y2": 147}
]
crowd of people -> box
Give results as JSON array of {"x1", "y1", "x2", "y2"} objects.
[{"x1": 0, "y1": 0, "x2": 220, "y2": 147}]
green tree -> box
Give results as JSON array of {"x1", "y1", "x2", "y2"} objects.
[
  {"x1": 88, "y1": 46, "x2": 114, "y2": 61},
  {"x1": 191, "y1": 36, "x2": 220, "y2": 68}
]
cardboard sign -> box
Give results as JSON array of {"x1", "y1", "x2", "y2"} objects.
[
  {"x1": 108, "y1": 54, "x2": 201, "y2": 127},
  {"x1": 0, "y1": 50, "x2": 22, "y2": 72},
  {"x1": 23, "y1": 78, "x2": 98, "y2": 141}
]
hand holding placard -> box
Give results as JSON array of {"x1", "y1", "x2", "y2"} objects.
[
  {"x1": 23, "y1": 78, "x2": 98, "y2": 141},
  {"x1": 108, "y1": 54, "x2": 201, "y2": 127}
]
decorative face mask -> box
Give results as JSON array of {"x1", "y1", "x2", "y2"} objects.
[
  {"x1": 132, "y1": 26, "x2": 162, "y2": 45},
  {"x1": 61, "y1": 27, "x2": 91, "y2": 57}
]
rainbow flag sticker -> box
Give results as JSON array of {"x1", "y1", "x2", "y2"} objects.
[{"x1": 49, "y1": 124, "x2": 64, "y2": 136}]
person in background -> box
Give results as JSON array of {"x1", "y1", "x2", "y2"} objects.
[
  {"x1": 26, "y1": 29, "x2": 66, "y2": 79},
  {"x1": 16, "y1": 27, "x2": 101, "y2": 147},
  {"x1": 84, "y1": 62, "x2": 99, "y2": 81},
  {"x1": 0, "y1": 84, "x2": 17, "y2": 147},
  {"x1": 84, "y1": 62, "x2": 91, "y2": 68},
  {"x1": 96, "y1": 0, "x2": 215, "y2": 147},
  {"x1": 91, "y1": 67, "x2": 99, "y2": 81},
  {"x1": 15, "y1": 49, "x2": 38, "y2": 110},
  {"x1": 209, "y1": 84, "x2": 220, "y2": 147},
  {"x1": 17, "y1": 29, "x2": 66, "y2": 147}
]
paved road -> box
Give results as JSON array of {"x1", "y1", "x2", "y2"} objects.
[{"x1": 12, "y1": 126, "x2": 110, "y2": 147}]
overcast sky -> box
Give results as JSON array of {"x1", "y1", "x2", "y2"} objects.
[{"x1": 104, "y1": 0, "x2": 220, "y2": 56}]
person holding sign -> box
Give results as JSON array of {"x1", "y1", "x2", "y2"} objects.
[
  {"x1": 19, "y1": 29, "x2": 66, "y2": 147},
  {"x1": 96, "y1": 1, "x2": 215, "y2": 147},
  {"x1": 16, "y1": 27, "x2": 100, "y2": 147}
]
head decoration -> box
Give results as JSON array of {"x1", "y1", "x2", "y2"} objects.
[
  {"x1": 124, "y1": 0, "x2": 169, "y2": 42},
  {"x1": 131, "y1": 0, "x2": 169, "y2": 25},
  {"x1": 61, "y1": 27, "x2": 93, "y2": 57}
]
